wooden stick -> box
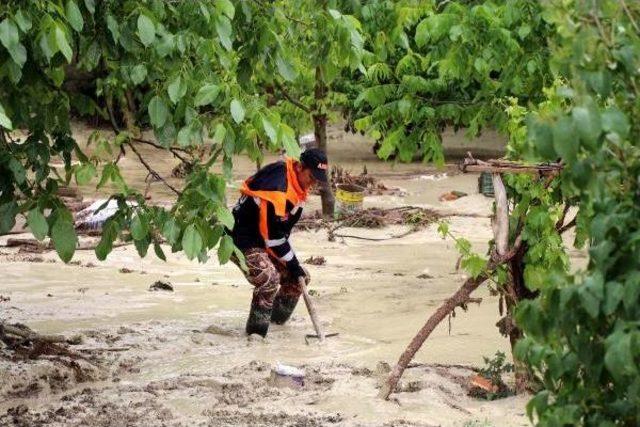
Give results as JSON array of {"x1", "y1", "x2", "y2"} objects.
[
  {"x1": 379, "y1": 269, "x2": 493, "y2": 399},
  {"x1": 299, "y1": 277, "x2": 325, "y2": 342},
  {"x1": 463, "y1": 165, "x2": 560, "y2": 175}
]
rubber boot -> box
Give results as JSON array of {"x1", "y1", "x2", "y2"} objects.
[
  {"x1": 270, "y1": 294, "x2": 300, "y2": 325},
  {"x1": 246, "y1": 303, "x2": 271, "y2": 337}
]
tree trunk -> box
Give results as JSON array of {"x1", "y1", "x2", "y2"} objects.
[
  {"x1": 313, "y1": 66, "x2": 334, "y2": 217},
  {"x1": 507, "y1": 242, "x2": 537, "y2": 393}
]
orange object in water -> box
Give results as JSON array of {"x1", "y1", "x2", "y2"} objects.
[{"x1": 470, "y1": 374, "x2": 499, "y2": 393}]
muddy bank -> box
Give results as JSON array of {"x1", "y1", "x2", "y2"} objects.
[{"x1": 1, "y1": 321, "x2": 527, "y2": 426}]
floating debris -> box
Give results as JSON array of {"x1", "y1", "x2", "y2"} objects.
[
  {"x1": 304, "y1": 256, "x2": 326, "y2": 266},
  {"x1": 149, "y1": 281, "x2": 174, "y2": 292},
  {"x1": 438, "y1": 191, "x2": 468, "y2": 202}
]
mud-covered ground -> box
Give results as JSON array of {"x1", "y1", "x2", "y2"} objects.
[{"x1": 0, "y1": 126, "x2": 576, "y2": 426}]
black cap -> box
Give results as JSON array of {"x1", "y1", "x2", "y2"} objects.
[{"x1": 300, "y1": 148, "x2": 328, "y2": 183}]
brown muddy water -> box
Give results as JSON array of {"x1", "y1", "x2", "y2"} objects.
[{"x1": 0, "y1": 125, "x2": 578, "y2": 426}]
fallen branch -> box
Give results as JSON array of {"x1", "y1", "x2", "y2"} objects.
[
  {"x1": 76, "y1": 347, "x2": 131, "y2": 352},
  {"x1": 381, "y1": 174, "x2": 517, "y2": 400},
  {"x1": 460, "y1": 154, "x2": 563, "y2": 176}
]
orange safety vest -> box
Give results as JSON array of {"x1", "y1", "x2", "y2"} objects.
[{"x1": 240, "y1": 158, "x2": 308, "y2": 246}]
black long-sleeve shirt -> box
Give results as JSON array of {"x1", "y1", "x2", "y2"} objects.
[{"x1": 230, "y1": 161, "x2": 305, "y2": 278}]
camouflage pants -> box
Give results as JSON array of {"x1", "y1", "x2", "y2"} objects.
[{"x1": 232, "y1": 248, "x2": 302, "y2": 311}]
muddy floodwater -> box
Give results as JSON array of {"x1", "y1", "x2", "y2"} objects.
[{"x1": 1, "y1": 126, "x2": 581, "y2": 426}]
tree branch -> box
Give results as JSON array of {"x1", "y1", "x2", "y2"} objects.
[
  {"x1": 274, "y1": 81, "x2": 311, "y2": 113},
  {"x1": 132, "y1": 137, "x2": 190, "y2": 164},
  {"x1": 381, "y1": 172, "x2": 519, "y2": 400},
  {"x1": 126, "y1": 142, "x2": 181, "y2": 196}
]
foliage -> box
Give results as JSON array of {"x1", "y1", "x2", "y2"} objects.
[
  {"x1": 0, "y1": 0, "x2": 363, "y2": 263},
  {"x1": 479, "y1": 351, "x2": 515, "y2": 400},
  {"x1": 341, "y1": 0, "x2": 553, "y2": 164},
  {"x1": 512, "y1": 1, "x2": 640, "y2": 425}
]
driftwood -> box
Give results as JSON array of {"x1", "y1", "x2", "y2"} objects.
[{"x1": 460, "y1": 153, "x2": 563, "y2": 176}]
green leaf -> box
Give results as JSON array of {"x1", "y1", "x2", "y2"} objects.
[
  {"x1": 552, "y1": 116, "x2": 578, "y2": 163},
  {"x1": 276, "y1": 53, "x2": 298, "y2": 82},
  {"x1": 194, "y1": 84, "x2": 220, "y2": 106},
  {"x1": 162, "y1": 218, "x2": 181, "y2": 245},
  {"x1": 572, "y1": 105, "x2": 602, "y2": 150},
  {"x1": 437, "y1": 221, "x2": 449, "y2": 238},
  {"x1": 148, "y1": 96, "x2": 169, "y2": 128},
  {"x1": 51, "y1": 217, "x2": 77, "y2": 263},
  {"x1": 0, "y1": 19, "x2": 26, "y2": 67},
  {"x1": 182, "y1": 224, "x2": 203, "y2": 260},
  {"x1": 528, "y1": 118, "x2": 555, "y2": 160},
  {"x1": 75, "y1": 163, "x2": 96, "y2": 185},
  {"x1": 279, "y1": 123, "x2": 300, "y2": 158},
  {"x1": 603, "y1": 282, "x2": 624, "y2": 315},
  {"x1": 601, "y1": 107, "x2": 630, "y2": 140},
  {"x1": 55, "y1": 25, "x2": 73, "y2": 63},
  {"x1": 175, "y1": 126, "x2": 188, "y2": 147},
  {"x1": 215, "y1": 0, "x2": 235, "y2": 19},
  {"x1": 233, "y1": 246, "x2": 247, "y2": 271},
  {"x1": 84, "y1": 0, "x2": 96, "y2": 14},
  {"x1": 216, "y1": 15, "x2": 232, "y2": 50},
  {"x1": 107, "y1": 15, "x2": 119, "y2": 42},
  {"x1": 217, "y1": 235, "x2": 234, "y2": 264},
  {"x1": 0, "y1": 19, "x2": 19, "y2": 51},
  {"x1": 213, "y1": 123, "x2": 226, "y2": 145},
  {"x1": 66, "y1": 1, "x2": 84, "y2": 32},
  {"x1": 14, "y1": 10, "x2": 32, "y2": 32},
  {"x1": 137, "y1": 14, "x2": 156, "y2": 47},
  {"x1": 415, "y1": 18, "x2": 430, "y2": 47},
  {"x1": 154, "y1": 242, "x2": 166, "y2": 261},
  {"x1": 216, "y1": 205, "x2": 235, "y2": 229},
  {"x1": 134, "y1": 237, "x2": 150, "y2": 257},
  {"x1": 130, "y1": 64, "x2": 147, "y2": 85},
  {"x1": 262, "y1": 117, "x2": 277, "y2": 142},
  {"x1": 0, "y1": 102, "x2": 12, "y2": 130},
  {"x1": 230, "y1": 99, "x2": 245, "y2": 124},
  {"x1": 130, "y1": 214, "x2": 148, "y2": 240},
  {"x1": 168, "y1": 75, "x2": 187, "y2": 104},
  {"x1": 28, "y1": 210, "x2": 48, "y2": 241},
  {"x1": 604, "y1": 332, "x2": 637, "y2": 381},
  {"x1": 0, "y1": 201, "x2": 18, "y2": 234}
]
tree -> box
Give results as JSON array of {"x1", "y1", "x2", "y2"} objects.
[
  {"x1": 514, "y1": 1, "x2": 640, "y2": 424},
  {"x1": 246, "y1": 0, "x2": 365, "y2": 215},
  {"x1": 0, "y1": 0, "x2": 363, "y2": 262},
  {"x1": 343, "y1": 0, "x2": 553, "y2": 163}
]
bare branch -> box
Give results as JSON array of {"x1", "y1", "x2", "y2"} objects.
[
  {"x1": 126, "y1": 142, "x2": 181, "y2": 196},
  {"x1": 132, "y1": 137, "x2": 191, "y2": 164}
]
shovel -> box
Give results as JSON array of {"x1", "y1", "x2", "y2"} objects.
[{"x1": 299, "y1": 277, "x2": 338, "y2": 343}]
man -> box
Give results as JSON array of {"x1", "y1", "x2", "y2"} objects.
[{"x1": 231, "y1": 148, "x2": 328, "y2": 337}]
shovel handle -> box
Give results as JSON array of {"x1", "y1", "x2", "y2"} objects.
[{"x1": 299, "y1": 276, "x2": 325, "y2": 342}]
